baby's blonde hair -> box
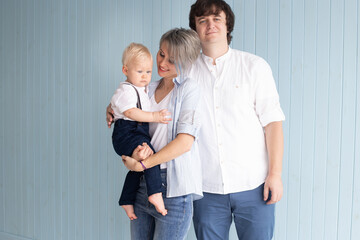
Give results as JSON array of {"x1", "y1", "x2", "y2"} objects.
[{"x1": 122, "y1": 42, "x2": 152, "y2": 66}]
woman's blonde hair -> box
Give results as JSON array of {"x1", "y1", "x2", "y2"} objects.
[{"x1": 159, "y1": 28, "x2": 201, "y2": 71}]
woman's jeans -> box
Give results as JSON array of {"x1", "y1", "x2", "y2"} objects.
[{"x1": 130, "y1": 170, "x2": 193, "y2": 240}]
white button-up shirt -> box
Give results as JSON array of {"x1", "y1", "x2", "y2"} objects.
[{"x1": 188, "y1": 47, "x2": 285, "y2": 194}]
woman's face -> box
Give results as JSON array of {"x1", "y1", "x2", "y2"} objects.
[{"x1": 156, "y1": 41, "x2": 178, "y2": 80}]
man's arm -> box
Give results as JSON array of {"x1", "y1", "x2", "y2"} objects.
[{"x1": 263, "y1": 121, "x2": 284, "y2": 204}]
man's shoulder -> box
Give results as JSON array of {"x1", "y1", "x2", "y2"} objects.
[{"x1": 230, "y1": 48, "x2": 266, "y2": 64}]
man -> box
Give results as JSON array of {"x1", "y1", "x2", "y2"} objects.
[
  {"x1": 107, "y1": 1, "x2": 285, "y2": 239},
  {"x1": 187, "y1": 0, "x2": 285, "y2": 239}
]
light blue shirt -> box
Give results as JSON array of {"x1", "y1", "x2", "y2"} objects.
[{"x1": 148, "y1": 76, "x2": 203, "y2": 200}]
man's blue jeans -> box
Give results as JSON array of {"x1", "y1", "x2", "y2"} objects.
[
  {"x1": 130, "y1": 170, "x2": 193, "y2": 240},
  {"x1": 193, "y1": 183, "x2": 275, "y2": 240}
]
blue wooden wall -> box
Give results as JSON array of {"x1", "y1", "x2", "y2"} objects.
[{"x1": 1, "y1": 0, "x2": 359, "y2": 239}]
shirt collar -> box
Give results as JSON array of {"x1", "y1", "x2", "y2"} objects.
[
  {"x1": 201, "y1": 46, "x2": 232, "y2": 65},
  {"x1": 173, "y1": 72, "x2": 189, "y2": 86}
]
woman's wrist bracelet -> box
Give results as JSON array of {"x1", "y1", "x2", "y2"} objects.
[{"x1": 139, "y1": 160, "x2": 147, "y2": 170}]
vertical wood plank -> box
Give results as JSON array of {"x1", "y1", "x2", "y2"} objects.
[
  {"x1": 255, "y1": 0, "x2": 267, "y2": 58},
  {"x1": 350, "y1": 2, "x2": 360, "y2": 240},
  {"x1": 14, "y1": 0, "x2": 21, "y2": 235},
  {"x1": 94, "y1": 1, "x2": 101, "y2": 239},
  {"x1": 276, "y1": 0, "x2": 292, "y2": 239},
  {"x1": 39, "y1": 0, "x2": 50, "y2": 239},
  {"x1": 324, "y1": 0, "x2": 344, "y2": 239},
  {"x1": 152, "y1": 0, "x2": 162, "y2": 79},
  {"x1": 19, "y1": 1, "x2": 26, "y2": 236},
  {"x1": 53, "y1": 0, "x2": 62, "y2": 239},
  {"x1": 298, "y1": 0, "x2": 317, "y2": 239},
  {"x1": 267, "y1": 0, "x2": 280, "y2": 83},
  {"x1": 84, "y1": 0, "x2": 95, "y2": 239},
  {"x1": 311, "y1": 1, "x2": 330, "y2": 239},
  {"x1": 25, "y1": 0, "x2": 35, "y2": 237},
  {"x1": 337, "y1": 0, "x2": 358, "y2": 239},
  {"x1": 60, "y1": 0, "x2": 70, "y2": 239},
  {"x1": 161, "y1": 0, "x2": 172, "y2": 32},
  {"x1": 232, "y1": 0, "x2": 245, "y2": 50},
  {"x1": 243, "y1": 0, "x2": 255, "y2": 53},
  {"x1": 287, "y1": 0, "x2": 305, "y2": 239},
  {"x1": 76, "y1": 0, "x2": 85, "y2": 239},
  {"x1": 0, "y1": 0, "x2": 5, "y2": 232},
  {"x1": 33, "y1": 0, "x2": 41, "y2": 238}
]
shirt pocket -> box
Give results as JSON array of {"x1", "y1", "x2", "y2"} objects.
[{"x1": 224, "y1": 83, "x2": 253, "y2": 115}]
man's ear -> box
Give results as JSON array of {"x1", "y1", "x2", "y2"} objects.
[{"x1": 122, "y1": 65, "x2": 128, "y2": 76}]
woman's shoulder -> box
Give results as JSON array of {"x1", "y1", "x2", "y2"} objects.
[
  {"x1": 180, "y1": 76, "x2": 200, "y2": 88},
  {"x1": 177, "y1": 76, "x2": 201, "y2": 95}
]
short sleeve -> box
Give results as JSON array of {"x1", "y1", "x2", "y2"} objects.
[{"x1": 110, "y1": 83, "x2": 138, "y2": 116}]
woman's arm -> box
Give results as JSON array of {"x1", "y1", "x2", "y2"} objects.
[
  {"x1": 106, "y1": 103, "x2": 114, "y2": 128},
  {"x1": 122, "y1": 133, "x2": 195, "y2": 172},
  {"x1": 123, "y1": 78, "x2": 201, "y2": 171}
]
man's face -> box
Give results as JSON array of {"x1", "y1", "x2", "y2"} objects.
[{"x1": 194, "y1": 10, "x2": 228, "y2": 45}]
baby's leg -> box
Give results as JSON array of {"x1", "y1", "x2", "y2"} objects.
[
  {"x1": 118, "y1": 171, "x2": 143, "y2": 220},
  {"x1": 148, "y1": 193, "x2": 167, "y2": 216},
  {"x1": 121, "y1": 205, "x2": 137, "y2": 220},
  {"x1": 143, "y1": 164, "x2": 167, "y2": 216}
]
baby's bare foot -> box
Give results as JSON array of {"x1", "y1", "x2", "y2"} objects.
[
  {"x1": 148, "y1": 193, "x2": 167, "y2": 216},
  {"x1": 121, "y1": 205, "x2": 137, "y2": 220}
]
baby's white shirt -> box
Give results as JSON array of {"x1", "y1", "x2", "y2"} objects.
[{"x1": 110, "y1": 82, "x2": 151, "y2": 121}]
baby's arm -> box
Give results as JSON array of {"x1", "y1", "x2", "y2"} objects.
[{"x1": 123, "y1": 108, "x2": 171, "y2": 124}]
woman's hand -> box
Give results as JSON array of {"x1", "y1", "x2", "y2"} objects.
[
  {"x1": 132, "y1": 143, "x2": 153, "y2": 161},
  {"x1": 122, "y1": 155, "x2": 144, "y2": 172},
  {"x1": 106, "y1": 103, "x2": 114, "y2": 128}
]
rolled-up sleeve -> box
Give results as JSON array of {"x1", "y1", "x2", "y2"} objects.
[
  {"x1": 176, "y1": 78, "x2": 202, "y2": 138},
  {"x1": 253, "y1": 58, "x2": 285, "y2": 126}
]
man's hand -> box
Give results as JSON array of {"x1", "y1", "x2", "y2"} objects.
[
  {"x1": 263, "y1": 173, "x2": 283, "y2": 205},
  {"x1": 106, "y1": 103, "x2": 114, "y2": 128},
  {"x1": 131, "y1": 143, "x2": 153, "y2": 161}
]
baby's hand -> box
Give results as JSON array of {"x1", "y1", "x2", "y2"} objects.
[
  {"x1": 153, "y1": 109, "x2": 172, "y2": 124},
  {"x1": 132, "y1": 143, "x2": 153, "y2": 160}
]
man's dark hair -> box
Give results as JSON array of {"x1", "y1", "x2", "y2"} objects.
[{"x1": 189, "y1": 0, "x2": 235, "y2": 44}]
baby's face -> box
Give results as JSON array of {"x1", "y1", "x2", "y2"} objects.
[{"x1": 123, "y1": 57, "x2": 153, "y2": 88}]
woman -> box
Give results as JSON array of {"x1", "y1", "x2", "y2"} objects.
[{"x1": 107, "y1": 28, "x2": 202, "y2": 239}]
